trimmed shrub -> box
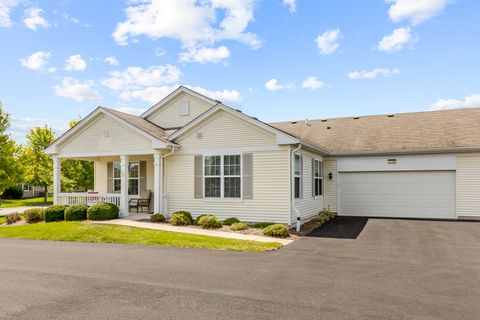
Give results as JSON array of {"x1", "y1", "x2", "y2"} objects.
[
  {"x1": 170, "y1": 212, "x2": 192, "y2": 226},
  {"x1": 173, "y1": 211, "x2": 193, "y2": 222},
  {"x1": 65, "y1": 205, "x2": 88, "y2": 221},
  {"x1": 23, "y1": 208, "x2": 44, "y2": 223},
  {"x1": 197, "y1": 215, "x2": 222, "y2": 229},
  {"x1": 314, "y1": 208, "x2": 336, "y2": 225},
  {"x1": 253, "y1": 222, "x2": 275, "y2": 229},
  {"x1": 222, "y1": 217, "x2": 240, "y2": 226},
  {"x1": 44, "y1": 205, "x2": 67, "y2": 222},
  {"x1": 2, "y1": 185, "x2": 23, "y2": 199},
  {"x1": 230, "y1": 222, "x2": 248, "y2": 231},
  {"x1": 194, "y1": 214, "x2": 208, "y2": 225},
  {"x1": 5, "y1": 212, "x2": 21, "y2": 225},
  {"x1": 150, "y1": 213, "x2": 166, "y2": 223},
  {"x1": 87, "y1": 203, "x2": 119, "y2": 220},
  {"x1": 262, "y1": 224, "x2": 290, "y2": 238}
]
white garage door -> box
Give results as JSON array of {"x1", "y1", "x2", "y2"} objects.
[{"x1": 338, "y1": 171, "x2": 456, "y2": 219}]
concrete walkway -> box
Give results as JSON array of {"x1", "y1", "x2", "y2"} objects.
[
  {"x1": 91, "y1": 215, "x2": 294, "y2": 245},
  {"x1": 0, "y1": 206, "x2": 46, "y2": 216}
]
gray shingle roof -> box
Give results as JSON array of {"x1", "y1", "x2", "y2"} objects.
[{"x1": 270, "y1": 108, "x2": 480, "y2": 155}]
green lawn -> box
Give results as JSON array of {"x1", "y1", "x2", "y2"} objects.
[
  {"x1": 0, "y1": 217, "x2": 5, "y2": 224},
  {"x1": 0, "y1": 197, "x2": 53, "y2": 208},
  {"x1": 0, "y1": 221, "x2": 281, "y2": 252}
]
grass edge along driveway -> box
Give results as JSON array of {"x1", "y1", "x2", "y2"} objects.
[
  {"x1": 0, "y1": 221, "x2": 282, "y2": 252},
  {"x1": 0, "y1": 197, "x2": 53, "y2": 208}
]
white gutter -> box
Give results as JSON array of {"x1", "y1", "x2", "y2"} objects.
[{"x1": 291, "y1": 144, "x2": 302, "y2": 232}]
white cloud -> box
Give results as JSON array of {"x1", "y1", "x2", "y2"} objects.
[
  {"x1": 302, "y1": 76, "x2": 330, "y2": 90},
  {"x1": 155, "y1": 47, "x2": 166, "y2": 57},
  {"x1": 20, "y1": 51, "x2": 52, "y2": 70},
  {"x1": 348, "y1": 68, "x2": 400, "y2": 80},
  {"x1": 104, "y1": 56, "x2": 119, "y2": 66},
  {"x1": 60, "y1": 12, "x2": 91, "y2": 27},
  {"x1": 430, "y1": 93, "x2": 480, "y2": 111},
  {"x1": 378, "y1": 27, "x2": 414, "y2": 53},
  {"x1": 185, "y1": 86, "x2": 243, "y2": 104},
  {"x1": 315, "y1": 28, "x2": 340, "y2": 55},
  {"x1": 53, "y1": 77, "x2": 102, "y2": 102},
  {"x1": 179, "y1": 46, "x2": 230, "y2": 63},
  {"x1": 387, "y1": 0, "x2": 448, "y2": 25},
  {"x1": 102, "y1": 64, "x2": 181, "y2": 91},
  {"x1": 8, "y1": 115, "x2": 69, "y2": 143},
  {"x1": 64, "y1": 54, "x2": 87, "y2": 71},
  {"x1": 112, "y1": 0, "x2": 261, "y2": 53},
  {"x1": 283, "y1": 0, "x2": 296, "y2": 13},
  {"x1": 23, "y1": 7, "x2": 50, "y2": 31},
  {"x1": 265, "y1": 78, "x2": 294, "y2": 91},
  {"x1": 0, "y1": 0, "x2": 21, "y2": 28},
  {"x1": 119, "y1": 85, "x2": 243, "y2": 105}
]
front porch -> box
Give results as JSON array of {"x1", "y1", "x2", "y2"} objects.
[{"x1": 53, "y1": 151, "x2": 168, "y2": 217}]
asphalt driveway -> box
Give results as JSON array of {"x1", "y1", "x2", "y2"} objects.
[{"x1": 1, "y1": 218, "x2": 479, "y2": 320}]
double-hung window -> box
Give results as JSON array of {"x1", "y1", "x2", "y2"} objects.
[
  {"x1": 204, "y1": 155, "x2": 241, "y2": 198},
  {"x1": 294, "y1": 154, "x2": 302, "y2": 199},
  {"x1": 112, "y1": 161, "x2": 140, "y2": 195},
  {"x1": 313, "y1": 159, "x2": 323, "y2": 196}
]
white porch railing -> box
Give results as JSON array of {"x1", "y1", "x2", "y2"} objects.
[{"x1": 58, "y1": 193, "x2": 121, "y2": 207}]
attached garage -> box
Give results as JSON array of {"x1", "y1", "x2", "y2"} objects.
[{"x1": 338, "y1": 171, "x2": 456, "y2": 219}]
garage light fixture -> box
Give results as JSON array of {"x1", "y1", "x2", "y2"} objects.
[{"x1": 388, "y1": 159, "x2": 397, "y2": 164}]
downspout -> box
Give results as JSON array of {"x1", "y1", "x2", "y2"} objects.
[
  {"x1": 161, "y1": 146, "x2": 176, "y2": 215},
  {"x1": 291, "y1": 144, "x2": 302, "y2": 232}
]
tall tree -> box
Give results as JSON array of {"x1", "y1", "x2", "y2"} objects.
[
  {"x1": 21, "y1": 126, "x2": 56, "y2": 203},
  {"x1": 61, "y1": 118, "x2": 94, "y2": 192},
  {"x1": 0, "y1": 102, "x2": 22, "y2": 197}
]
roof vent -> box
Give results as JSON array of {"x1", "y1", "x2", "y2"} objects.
[
  {"x1": 235, "y1": 109, "x2": 242, "y2": 113},
  {"x1": 291, "y1": 121, "x2": 297, "y2": 124},
  {"x1": 353, "y1": 117, "x2": 360, "y2": 120},
  {"x1": 326, "y1": 126, "x2": 331, "y2": 130},
  {"x1": 304, "y1": 119, "x2": 311, "y2": 126},
  {"x1": 387, "y1": 114, "x2": 394, "y2": 117},
  {"x1": 321, "y1": 119, "x2": 327, "y2": 122},
  {"x1": 252, "y1": 117, "x2": 258, "y2": 120}
]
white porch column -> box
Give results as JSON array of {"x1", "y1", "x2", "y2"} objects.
[
  {"x1": 119, "y1": 155, "x2": 129, "y2": 217},
  {"x1": 153, "y1": 151, "x2": 163, "y2": 213},
  {"x1": 52, "y1": 156, "x2": 61, "y2": 205}
]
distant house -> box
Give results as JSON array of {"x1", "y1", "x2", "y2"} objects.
[
  {"x1": 19, "y1": 184, "x2": 44, "y2": 198},
  {"x1": 45, "y1": 86, "x2": 480, "y2": 229}
]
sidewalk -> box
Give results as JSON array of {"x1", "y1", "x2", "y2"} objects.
[
  {"x1": 0, "y1": 206, "x2": 46, "y2": 216},
  {"x1": 92, "y1": 217, "x2": 294, "y2": 246}
]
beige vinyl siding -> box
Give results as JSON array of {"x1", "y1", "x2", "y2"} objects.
[
  {"x1": 324, "y1": 160, "x2": 337, "y2": 212},
  {"x1": 177, "y1": 110, "x2": 277, "y2": 149},
  {"x1": 457, "y1": 153, "x2": 480, "y2": 218},
  {"x1": 292, "y1": 149, "x2": 324, "y2": 224},
  {"x1": 146, "y1": 92, "x2": 213, "y2": 128},
  {"x1": 165, "y1": 149, "x2": 291, "y2": 223},
  {"x1": 59, "y1": 115, "x2": 152, "y2": 154}
]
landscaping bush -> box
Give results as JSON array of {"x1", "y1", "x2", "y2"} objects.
[
  {"x1": 314, "y1": 208, "x2": 336, "y2": 225},
  {"x1": 23, "y1": 208, "x2": 44, "y2": 223},
  {"x1": 197, "y1": 214, "x2": 222, "y2": 229},
  {"x1": 170, "y1": 212, "x2": 192, "y2": 226},
  {"x1": 87, "y1": 203, "x2": 119, "y2": 220},
  {"x1": 5, "y1": 212, "x2": 21, "y2": 225},
  {"x1": 2, "y1": 185, "x2": 23, "y2": 199},
  {"x1": 44, "y1": 205, "x2": 67, "y2": 222},
  {"x1": 222, "y1": 217, "x2": 240, "y2": 226},
  {"x1": 150, "y1": 213, "x2": 166, "y2": 223},
  {"x1": 262, "y1": 224, "x2": 289, "y2": 238},
  {"x1": 173, "y1": 211, "x2": 193, "y2": 223},
  {"x1": 194, "y1": 214, "x2": 208, "y2": 225},
  {"x1": 253, "y1": 222, "x2": 275, "y2": 229},
  {"x1": 230, "y1": 222, "x2": 248, "y2": 231},
  {"x1": 65, "y1": 205, "x2": 88, "y2": 221}
]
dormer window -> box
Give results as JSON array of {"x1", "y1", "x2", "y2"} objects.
[{"x1": 180, "y1": 101, "x2": 190, "y2": 116}]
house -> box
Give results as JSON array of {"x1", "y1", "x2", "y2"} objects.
[
  {"x1": 19, "y1": 184, "x2": 44, "y2": 198},
  {"x1": 45, "y1": 86, "x2": 480, "y2": 229}
]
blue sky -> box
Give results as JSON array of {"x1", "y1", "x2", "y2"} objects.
[{"x1": 1, "y1": 0, "x2": 479, "y2": 143}]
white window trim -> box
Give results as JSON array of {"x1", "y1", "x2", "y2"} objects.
[
  {"x1": 203, "y1": 154, "x2": 243, "y2": 199},
  {"x1": 113, "y1": 161, "x2": 140, "y2": 196},
  {"x1": 313, "y1": 158, "x2": 323, "y2": 198},
  {"x1": 294, "y1": 154, "x2": 302, "y2": 199}
]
